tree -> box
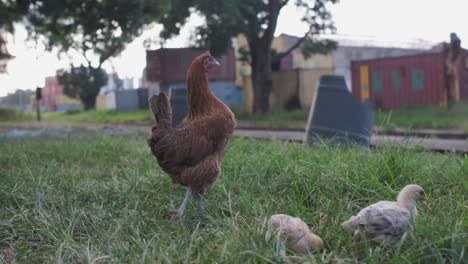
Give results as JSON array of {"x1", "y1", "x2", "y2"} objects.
[
  {"x1": 23, "y1": 0, "x2": 169, "y2": 109},
  {"x1": 159, "y1": 0, "x2": 337, "y2": 113},
  {"x1": 0, "y1": 0, "x2": 31, "y2": 71},
  {"x1": 57, "y1": 65, "x2": 107, "y2": 110}
]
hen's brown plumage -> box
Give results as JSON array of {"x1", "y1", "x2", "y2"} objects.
[{"x1": 147, "y1": 52, "x2": 235, "y2": 218}]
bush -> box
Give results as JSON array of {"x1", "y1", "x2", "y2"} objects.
[
  {"x1": 65, "y1": 109, "x2": 82, "y2": 115},
  {"x1": 0, "y1": 108, "x2": 34, "y2": 121}
]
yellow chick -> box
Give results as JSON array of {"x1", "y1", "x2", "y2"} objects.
[{"x1": 267, "y1": 214, "x2": 324, "y2": 255}]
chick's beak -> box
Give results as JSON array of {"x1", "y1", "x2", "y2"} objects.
[{"x1": 420, "y1": 195, "x2": 427, "y2": 204}]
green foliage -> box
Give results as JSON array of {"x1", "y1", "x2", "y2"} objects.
[
  {"x1": 0, "y1": 1, "x2": 29, "y2": 30},
  {"x1": 9, "y1": 0, "x2": 170, "y2": 109},
  {"x1": 57, "y1": 65, "x2": 108, "y2": 110},
  {"x1": 161, "y1": 0, "x2": 336, "y2": 57},
  {"x1": 0, "y1": 132, "x2": 466, "y2": 262},
  {"x1": 0, "y1": 107, "x2": 34, "y2": 122},
  {"x1": 302, "y1": 39, "x2": 338, "y2": 59},
  {"x1": 26, "y1": 0, "x2": 168, "y2": 66},
  {"x1": 0, "y1": 0, "x2": 31, "y2": 60},
  {"x1": 65, "y1": 108, "x2": 82, "y2": 115}
]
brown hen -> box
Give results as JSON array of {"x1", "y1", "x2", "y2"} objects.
[{"x1": 147, "y1": 51, "x2": 236, "y2": 219}]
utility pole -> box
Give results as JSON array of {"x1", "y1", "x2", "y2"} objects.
[{"x1": 35, "y1": 87, "x2": 42, "y2": 122}]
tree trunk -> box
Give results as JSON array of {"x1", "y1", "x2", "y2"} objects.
[
  {"x1": 248, "y1": 0, "x2": 281, "y2": 113},
  {"x1": 81, "y1": 96, "x2": 97, "y2": 110},
  {"x1": 250, "y1": 39, "x2": 274, "y2": 113}
]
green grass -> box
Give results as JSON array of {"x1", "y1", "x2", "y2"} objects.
[
  {"x1": 375, "y1": 102, "x2": 468, "y2": 132},
  {"x1": 0, "y1": 108, "x2": 35, "y2": 122},
  {"x1": 0, "y1": 130, "x2": 466, "y2": 263},
  {"x1": 6, "y1": 101, "x2": 468, "y2": 131},
  {"x1": 42, "y1": 109, "x2": 151, "y2": 124},
  {"x1": 234, "y1": 110, "x2": 309, "y2": 129}
]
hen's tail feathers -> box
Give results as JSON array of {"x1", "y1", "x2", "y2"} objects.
[{"x1": 149, "y1": 93, "x2": 172, "y2": 127}]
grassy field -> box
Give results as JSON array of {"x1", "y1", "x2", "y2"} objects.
[
  {"x1": 0, "y1": 130, "x2": 466, "y2": 263},
  {"x1": 0, "y1": 108, "x2": 35, "y2": 122},
  {"x1": 235, "y1": 102, "x2": 468, "y2": 131},
  {"x1": 375, "y1": 102, "x2": 468, "y2": 132},
  {"x1": 42, "y1": 109, "x2": 152, "y2": 124},
  {"x1": 3, "y1": 101, "x2": 468, "y2": 131},
  {"x1": 234, "y1": 110, "x2": 309, "y2": 129}
]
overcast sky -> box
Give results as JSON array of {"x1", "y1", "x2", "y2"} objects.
[{"x1": 1, "y1": 0, "x2": 466, "y2": 96}]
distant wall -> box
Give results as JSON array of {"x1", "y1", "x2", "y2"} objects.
[
  {"x1": 56, "y1": 104, "x2": 81, "y2": 112},
  {"x1": 150, "y1": 81, "x2": 239, "y2": 108},
  {"x1": 106, "y1": 92, "x2": 116, "y2": 109},
  {"x1": 115, "y1": 90, "x2": 139, "y2": 111},
  {"x1": 270, "y1": 71, "x2": 298, "y2": 112},
  {"x1": 270, "y1": 68, "x2": 334, "y2": 111},
  {"x1": 96, "y1": 95, "x2": 107, "y2": 110}
]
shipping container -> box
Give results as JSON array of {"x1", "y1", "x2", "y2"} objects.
[
  {"x1": 351, "y1": 50, "x2": 468, "y2": 109},
  {"x1": 458, "y1": 51, "x2": 468, "y2": 100},
  {"x1": 146, "y1": 48, "x2": 236, "y2": 83}
]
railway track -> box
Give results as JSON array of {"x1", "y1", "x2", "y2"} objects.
[{"x1": 234, "y1": 127, "x2": 468, "y2": 154}]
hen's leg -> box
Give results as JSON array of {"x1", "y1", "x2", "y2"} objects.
[
  {"x1": 197, "y1": 194, "x2": 205, "y2": 218},
  {"x1": 173, "y1": 189, "x2": 192, "y2": 219}
]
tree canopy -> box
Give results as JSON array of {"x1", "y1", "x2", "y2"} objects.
[
  {"x1": 0, "y1": 0, "x2": 30, "y2": 64},
  {"x1": 159, "y1": 0, "x2": 338, "y2": 112},
  {"x1": 57, "y1": 65, "x2": 108, "y2": 110},
  {"x1": 26, "y1": 0, "x2": 168, "y2": 67},
  {"x1": 19, "y1": 0, "x2": 169, "y2": 108}
]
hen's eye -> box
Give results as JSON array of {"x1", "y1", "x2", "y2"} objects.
[{"x1": 419, "y1": 190, "x2": 424, "y2": 195}]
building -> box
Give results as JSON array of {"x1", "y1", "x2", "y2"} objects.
[
  {"x1": 144, "y1": 48, "x2": 240, "y2": 108},
  {"x1": 99, "y1": 73, "x2": 123, "y2": 95},
  {"x1": 234, "y1": 33, "x2": 426, "y2": 111},
  {"x1": 36, "y1": 77, "x2": 81, "y2": 112}
]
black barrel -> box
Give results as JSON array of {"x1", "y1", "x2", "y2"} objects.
[
  {"x1": 169, "y1": 88, "x2": 188, "y2": 127},
  {"x1": 305, "y1": 75, "x2": 373, "y2": 147}
]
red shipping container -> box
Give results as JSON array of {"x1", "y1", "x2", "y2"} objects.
[
  {"x1": 458, "y1": 51, "x2": 468, "y2": 100},
  {"x1": 146, "y1": 48, "x2": 236, "y2": 83},
  {"x1": 42, "y1": 76, "x2": 64, "y2": 112},
  {"x1": 351, "y1": 52, "x2": 448, "y2": 109},
  {"x1": 352, "y1": 50, "x2": 468, "y2": 109}
]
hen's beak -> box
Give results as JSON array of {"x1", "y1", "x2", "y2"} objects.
[
  {"x1": 212, "y1": 58, "x2": 220, "y2": 66},
  {"x1": 420, "y1": 195, "x2": 427, "y2": 204}
]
